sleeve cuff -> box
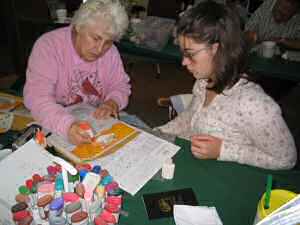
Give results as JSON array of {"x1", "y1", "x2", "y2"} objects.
[
  {"x1": 218, "y1": 141, "x2": 239, "y2": 162},
  {"x1": 104, "y1": 94, "x2": 127, "y2": 110},
  {"x1": 60, "y1": 116, "x2": 76, "y2": 140}
]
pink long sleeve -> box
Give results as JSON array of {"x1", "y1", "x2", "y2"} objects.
[{"x1": 24, "y1": 26, "x2": 131, "y2": 138}]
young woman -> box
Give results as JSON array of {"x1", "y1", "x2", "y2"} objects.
[{"x1": 157, "y1": 1, "x2": 297, "y2": 170}]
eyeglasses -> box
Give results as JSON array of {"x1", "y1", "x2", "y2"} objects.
[{"x1": 182, "y1": 47, "x2": 210, "y2": 60}]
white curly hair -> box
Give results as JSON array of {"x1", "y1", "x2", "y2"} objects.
[{"x1": 71, "y1": 0, "x2": 129, "y2": 41}]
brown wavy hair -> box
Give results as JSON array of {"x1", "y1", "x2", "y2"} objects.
[{"x1": 176, "y1": 0, "x2": 248, "y2": 93}]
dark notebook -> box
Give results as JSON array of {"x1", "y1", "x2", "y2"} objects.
[{"x1": 142, "y1": 188, "x2": 198, "y2": 220}]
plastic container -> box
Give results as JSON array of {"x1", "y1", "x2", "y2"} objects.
[
  {"x1": 49, "y1": 197, "x2": 64, "y2": 217},
  {"x1": 37, "y1": 194, "x2": 53, "y2": 220},
  {"x1": 11, "y1": 202, "x2": 28, "y2": 213},
  {"x1": 129, "y1": 16, "x2": 176, "y2": 50},
  {"x1": 253, "y1": 189, "x2": 297, "y2": 224},
  {"x1": 260, "y1": 41, "x2": 276, "y2": 58},
  {"x1": 71, "y1": 211, "x2": 89, "y2": 225},
  {"x1": 65, "y1": 201, "x2": 82, "y2": 224}
]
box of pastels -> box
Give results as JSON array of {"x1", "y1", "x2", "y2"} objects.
[{"x1": 11, "y1": 162, "x2": 124, "y2": 225}]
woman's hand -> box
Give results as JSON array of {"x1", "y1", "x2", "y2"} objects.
[
  {"x1": 191, "y1": 134, "x2": 222, "y2": 159},
  {"x1": 93, "y1": 100, "x2": 119, "y2": 120},
  {"x1": 68, "y1": 121, "x2": 92, "y2": 145}
]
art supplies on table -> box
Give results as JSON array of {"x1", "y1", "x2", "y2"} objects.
[
  {"x1": 0, "y1": 138, "x2": 125, "y2": 225},
  {"x1": 0, "y1": 112, "x2": 14, "y2": 133},
  {"x1": 47, "y1": 103, "x2": 140, "y2": 163},
  {"x1": 0, "y1": 95, "x2": 18, "y2": 112},
  {"x1": 48, "y1": 103, "x2": 181, "y2": 195},
  {"x1": 0, "y1": 93, "x2": 33, "y2": 131},
  {"x1": 0, "y1": 139, "x2": 54, "y2": 224},
  {"x1": 72, "y1": 121, "x2": 139, "y2": 161}
]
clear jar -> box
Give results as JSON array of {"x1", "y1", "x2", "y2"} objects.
[
  {"x1": 48, "y1": 215, "x2": 67, "y2": 225},
  {"x1": 49, "y1": 197, "x2": 64, "y2": 217},
  {"x1": 37, "y1": 194, "x2": 53, "y2": 220},
  {"x1": 65, "y1": 201, "x2": 82, "y2": 224},
  {"x1": 71, "y1": 211, "x2": 89, "y2": 225}
]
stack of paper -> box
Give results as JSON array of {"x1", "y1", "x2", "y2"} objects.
[
  {"x1": 47, "y1": 103, "x2": 181, "y2": 195},
  {"x1": 257, "y1": 194, "x2": 300, "y2": 225}
]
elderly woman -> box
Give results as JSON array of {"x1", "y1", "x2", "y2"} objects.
[
  {"x1": 24, "y1": 0, "x2": 130, "y2": 145},
  {"x1": 157, "y1": 1, "x2": 297, "y2": 170}
]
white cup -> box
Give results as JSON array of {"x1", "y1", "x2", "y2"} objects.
[
  {"x1": 261, "y1": 41, "x2": 276, "y2": 58},
  {"x1": 56, "y1": 9, "x2": 67, "y2": 23}
]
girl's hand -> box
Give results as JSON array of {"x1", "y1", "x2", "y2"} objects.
[{"x1": 191, "y1": 134, "x2": 222, "y2": 159}]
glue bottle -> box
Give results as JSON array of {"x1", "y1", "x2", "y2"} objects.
[
  {"x1": 79, "y1": 122, "x2": 94, "y2": 139},
  {"x1": 55, "y1": 174, "x2": 64, "y2": 198},
  {"x1": 161, "y1": 158, "x2": 175, "y2": 179}
]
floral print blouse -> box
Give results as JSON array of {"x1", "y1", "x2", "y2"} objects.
[{"x1": 158, "y1": 78, "x2": 297, "y2": 170}]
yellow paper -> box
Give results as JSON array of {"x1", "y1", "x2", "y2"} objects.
[{"x1": 72, "y1": 122, "x2": 139, "y2": 161}]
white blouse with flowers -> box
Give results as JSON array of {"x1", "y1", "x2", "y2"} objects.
[{"x1": 157, "y1": 78, "x2": 297, "y2": 170}]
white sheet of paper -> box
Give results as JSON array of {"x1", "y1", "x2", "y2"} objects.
[
  {"x1": 174, "y1": 205, "x2": 223, "y2": 225},
  {"x1": 48, "y1": 103, "x2": 181, "y2": 195},
  {"x1": 257, "y1": 194, "x2": 300, "y2": 225},
  {"x1": 95, "y1": 131, "x2": 180, "y2": 195},
  {"x1": 0, "y1": 139, "x2": 54, "y2": 224}
]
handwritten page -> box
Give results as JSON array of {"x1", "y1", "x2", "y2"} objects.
[
  {"x1": 95, "y1": 131, "x2": 180, "y2": 195},
  {"x1": 0, "y1": 139, "x2": 53, "y2": 205}
]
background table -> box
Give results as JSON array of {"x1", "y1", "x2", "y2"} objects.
[
  {"x1": 116, "y1": 40, "x2": 300, "y2": 82},
  {"x1": 120, "y1": 138, "x2": 300, "y2": 225}
]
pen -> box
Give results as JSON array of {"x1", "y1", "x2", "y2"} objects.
[
  {"x1": 264, "y1": 175, "x2": 273, "y2": 209},
  {"x1": 9, "y1": 101, "x2": 22, "y2": 113},
  {"x1": 112, "y1": 111, "x2": 120, "y2": 120}
]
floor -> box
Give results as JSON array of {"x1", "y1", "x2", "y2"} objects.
[{"x1": 124, "y1": 61, "x2": 194, "y2": 127}]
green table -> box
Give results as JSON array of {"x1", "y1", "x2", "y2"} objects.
[
  {"x1": 116, "y1": 40, "x2": 300, "y2": 82},
  {"x1": 119, "y1": 138, "x2": 300, "y2": 225},
  {"x1": 116, "y1": 39, "x2": 182, "y2": 64}
]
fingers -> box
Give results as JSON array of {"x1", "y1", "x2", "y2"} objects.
[
  {"x1": 191, "y1": 151, "x2": 208, "y2": 159},
  {"x1": 190, "y1": 134, "x2": 222, "y2": 159},
  {"x1": 93, "y1": 104, "x2": 118, "y2": 120},
  {"x1": 191, "y1": 143, "x2": 209, "y2": 159},
  {"x1": 93, "y1": 107, "x2": 112, "y2": 119},
  {"x1": 191, "y1": 134, "x2": 214, "y2": 142},
  {"x1": 68, "y1": 121, "x2": 92, "y2": 145}
]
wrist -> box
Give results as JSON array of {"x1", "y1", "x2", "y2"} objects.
[{"x1": 103, "y1": 100, "x2": 119, "y2": 112}]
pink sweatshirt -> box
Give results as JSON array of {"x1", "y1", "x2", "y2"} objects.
[{"x1": 24, "y1": 26, "x2": 131, "y2": 138}]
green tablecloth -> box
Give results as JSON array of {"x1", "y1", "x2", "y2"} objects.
[
  {"x1": 119, "y1": 138, "x2": 300, "y2": 225},
  {"x1": 116, "y1": 40, "x2": 300, "y2": 82}
]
